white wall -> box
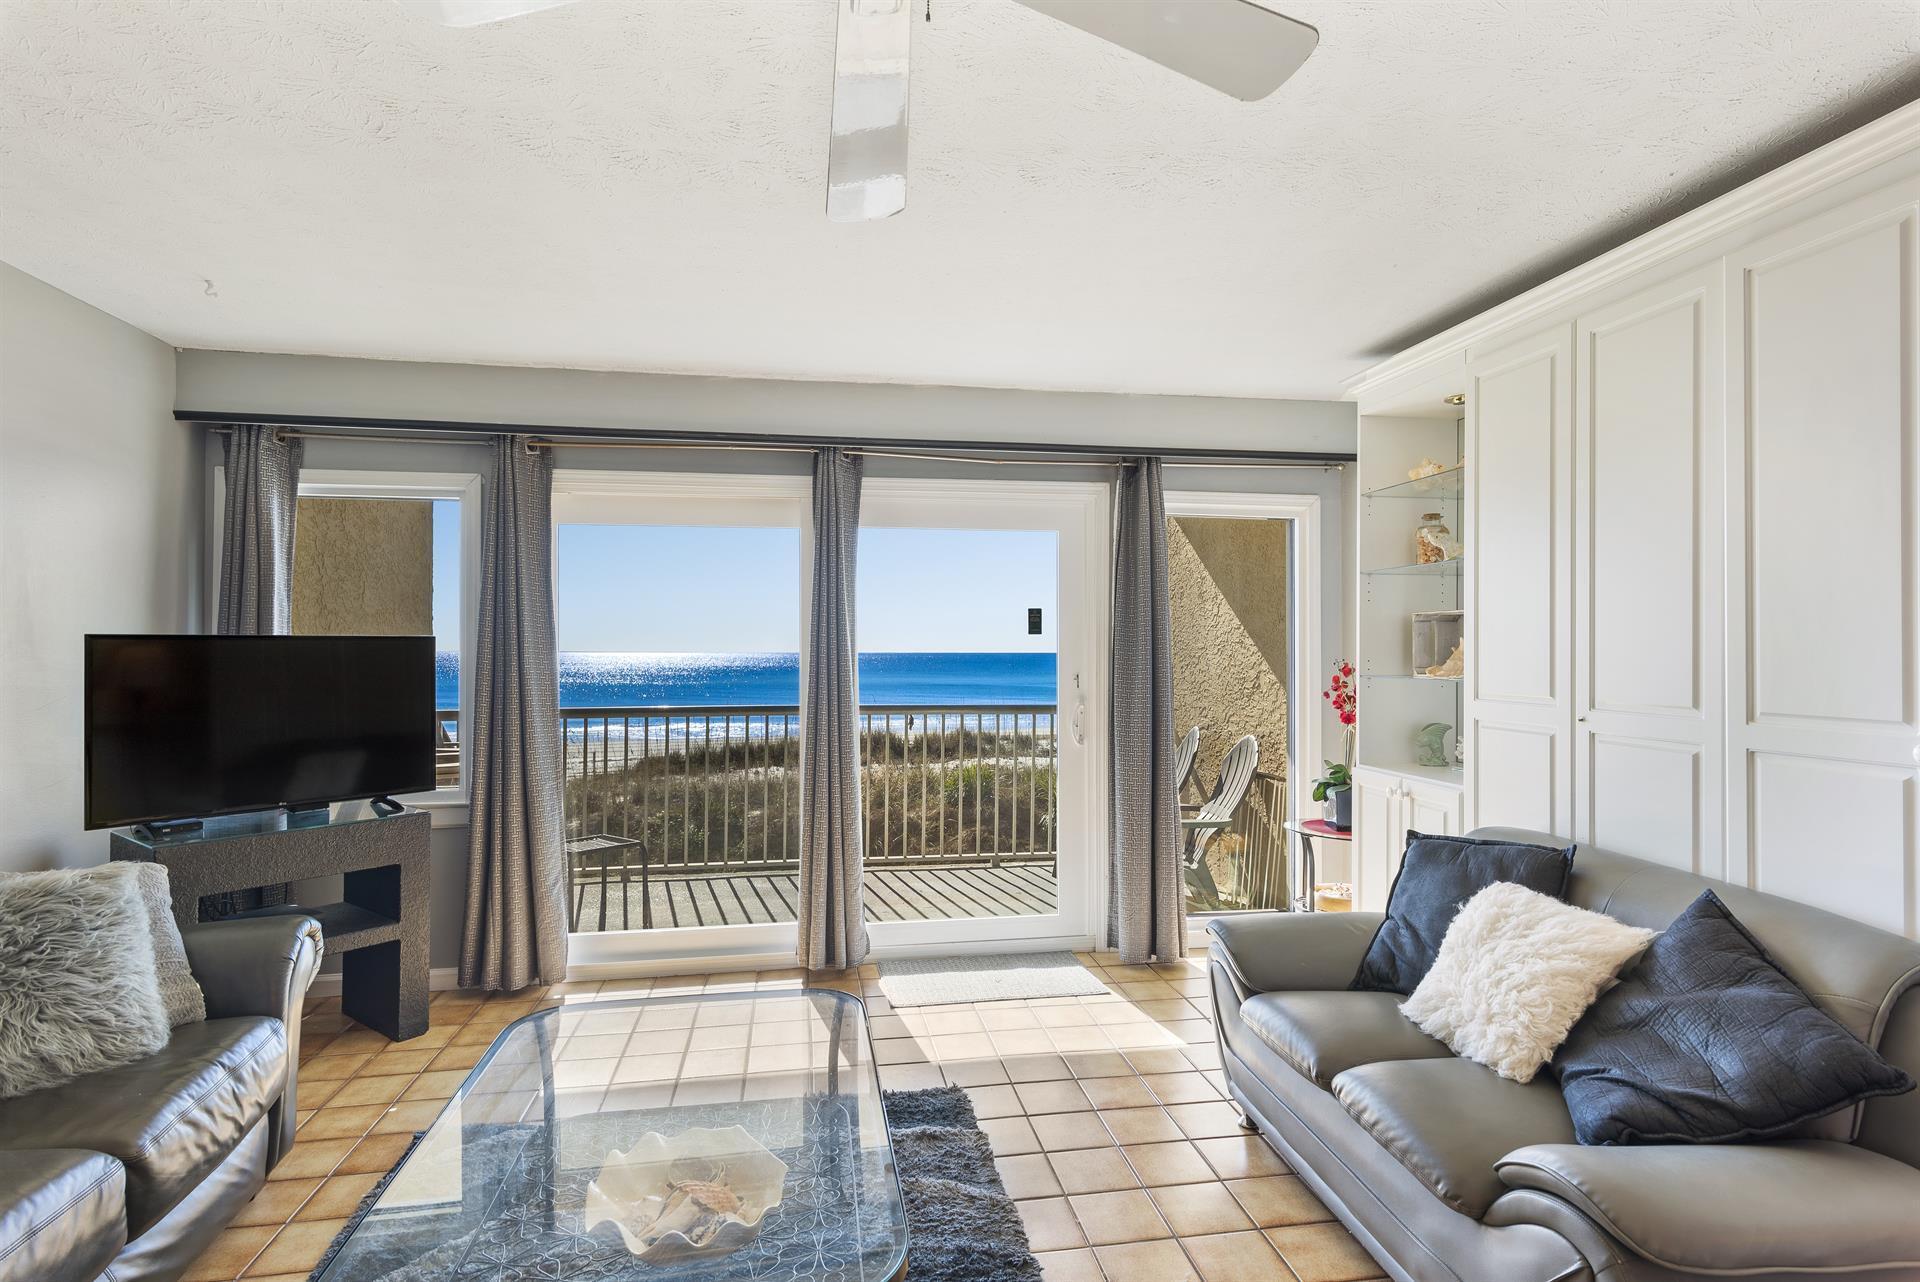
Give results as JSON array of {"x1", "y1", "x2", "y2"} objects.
[
  {"x1": 0, "y1": 264, "x2": 198, "y2": 871},
  {"x1": 174, "y1": 351, "x2": 1356, "y2": 456}
]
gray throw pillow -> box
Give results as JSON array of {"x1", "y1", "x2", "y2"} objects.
[
  {"x1": 0, "y1": 863, "x2": 172, "y2": 1100},
  {"x1": 129, "y1": 862, "x2": 207, "y2": 1026},
  {"x1": 1352, "y1": 831, "x2": 1575, "y2": 995},
  {"x1": 1555, "y1": 890, "x2": 1915, "y2": 1144}
]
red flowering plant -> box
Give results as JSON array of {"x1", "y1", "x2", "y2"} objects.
[{"x1": 1312, "y1": 661, "x2": 1357, "y2": 801}]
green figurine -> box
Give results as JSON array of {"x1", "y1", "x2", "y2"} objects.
[{"x1": 1414, "y1": 722, "x2": 1453, "y2": 768}]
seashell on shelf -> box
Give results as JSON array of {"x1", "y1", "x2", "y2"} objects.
[{"x1": 584, "y1": 1125, "x2": 789, "y2": 1263}]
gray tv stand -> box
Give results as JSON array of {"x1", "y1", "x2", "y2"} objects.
[{"x1": 111, "y1": 802, "x2": 432, "y2": 1041}]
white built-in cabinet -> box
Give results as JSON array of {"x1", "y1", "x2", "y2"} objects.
[
  {"x1": 1354, "y1": 114, "x2": 1920, "y2": 937},
  {"x1": 1353, "y1": 766, "x2": 1464, "y2": 900}
]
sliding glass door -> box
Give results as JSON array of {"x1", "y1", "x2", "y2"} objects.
[
  {"x1": 857, "y1": 478, "x2": 1108, "y2": 952},
  {"x1": 552, "y1": 470, "x2": 1109, "y2": 967}
]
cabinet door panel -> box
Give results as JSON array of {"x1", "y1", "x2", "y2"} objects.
[
  {"x1": 1405, "y1": 785, "x2": 1462, "y2": 840},
  {"x1": 1573, "y1": 264, "x2": 1725, "y2": 877},
  {"x1": 1588, "y1": 735, "x2": 1702, "y2": 874},
  {"x1": 1352, "y1": 773, "x2": 1400, "y2": 912},
  {"x1": 1470, "y1": 721, "x2": 1559, "y2": 834},
  {"x1": 1470, "y1": 345, "x2": 1563, "y2": 705},
  {"x1": 1466, "y1": 323, "x2": 1574, "y2": 836},
  {"x1": 1750, "y1": 752, "x2": 1914, "y2": 937},
  {"x1": 1726, "y1": 185, "x2": 1920, "y2": 938},
  {"x1": 1747, "y1": 219, "x2": 1911, "y2": 730}
]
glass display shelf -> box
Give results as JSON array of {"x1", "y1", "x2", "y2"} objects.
[
  {"x1": 1362, "y1": 466, "x2": 1464, "y2": 501},
  {"x1": 1360, "y1": 673, "x2": 1462, "y2": 683},
  {"x1": 1362, "y1": 558, "x2": 1462, "y2": 577}
]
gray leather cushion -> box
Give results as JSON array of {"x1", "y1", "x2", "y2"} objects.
[
  {"x1": 0, "y1": 1017, "x2": 284, "y2": 1237},
  {"x1": 1241, "y1": 991, "x2": 1451, "y2": 1088},
  {"x1": 0, "y1": 1148, "x2": 125, "y2": 1282},
  {"x1": 1352, "y1": 831, "x2": 1574, "y2": 994},
  {"x1": 1332, "y1": 1057, "x2": 1576, "y2": 1219},
  {"x1": 1496, "y1": 1140, "x2": 1920, "y2": 1274},
  {"x1": 1556, "y1": 891, "x2": 1914, "y2": 1145}
]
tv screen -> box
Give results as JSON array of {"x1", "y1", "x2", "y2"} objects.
[{"x1": 85, "y1": 634, "x2": 437, "y2": 829}]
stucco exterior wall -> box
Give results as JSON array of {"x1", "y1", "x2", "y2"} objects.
[
  {"x1": 1169, "y1": 516, "x2": 1289, "y2": 788},
  {"x1": 1168, "y1": 516, "x2": 1291, "y2": 907},
  {"x1": 291, "y1": 497, "x2": 433, "y2": 635}
]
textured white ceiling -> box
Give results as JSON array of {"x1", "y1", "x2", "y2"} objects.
[{"x1": 3, "y1": 0, "x2": 1917, "y2": 398}]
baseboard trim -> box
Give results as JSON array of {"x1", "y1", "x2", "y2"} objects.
[{"x1": 306, "y1": 965, "x2": 463, "y2": 998}]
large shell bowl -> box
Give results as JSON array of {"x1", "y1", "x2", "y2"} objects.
[{"x1": 583, "y1": 1126, "x2": 789, "y2": 1263}]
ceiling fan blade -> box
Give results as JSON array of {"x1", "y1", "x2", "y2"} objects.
[
  {"x1": 1013, "y1": 0, "x2": 1318, "y2": 102},
  {"x1": 827, "y1": 0, "x2": 912, "y2": 223},
  {"x1": 400, "y1": 0, "x2": 578, "y2": 28}
]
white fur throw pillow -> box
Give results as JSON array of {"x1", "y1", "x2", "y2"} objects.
[
  {"x1": 0, "y1": 863, "x2": 171, "y2": 1100},
  {"x1": 1400, "y1": 881, "x2": 1655, "y2": 1083}
]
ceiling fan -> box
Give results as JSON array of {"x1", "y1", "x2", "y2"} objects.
[{"x1": 406, "y1": 0, "x2": 1320, "y2": 222}]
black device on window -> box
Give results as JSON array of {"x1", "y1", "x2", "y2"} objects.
[{"x1": 83, "y1": 634, "x2": 437, "y2": 830}]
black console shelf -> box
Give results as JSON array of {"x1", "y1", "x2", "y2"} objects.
[{"x1": 111, "y1": 803, "x2": 432, "y2": 1041}]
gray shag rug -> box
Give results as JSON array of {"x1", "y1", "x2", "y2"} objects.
[
  {"x1": 308, "y1": 1084, "x2": 1038, "y2": 1282},
  {"x1": 876, "y1": 951, "x2": 1109, "y2": 1007}
]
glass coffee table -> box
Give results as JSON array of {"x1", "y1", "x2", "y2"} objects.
[{"x1": 315, "y1": 989, "x2": 908, "y2": 1282}]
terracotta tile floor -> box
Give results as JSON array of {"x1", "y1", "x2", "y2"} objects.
[{"x1": 185, "y1": 952, "x2": 1386, "y2": 1282}]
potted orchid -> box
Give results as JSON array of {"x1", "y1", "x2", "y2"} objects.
[{"x1": 1313, "y1": 661, "x2": 1357, "y2": 830}]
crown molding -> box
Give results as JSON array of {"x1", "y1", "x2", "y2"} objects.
[{"x1": 1347, "y1": 99, "x2": 1920, "y2": 402}]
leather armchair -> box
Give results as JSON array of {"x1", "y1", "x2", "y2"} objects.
[
  {"x1": 0, "y1": 913, "x2": 323, "y2": 1282},
  {"x1": 182, "y1": 914, "x2": 325, "y2": 1167}
]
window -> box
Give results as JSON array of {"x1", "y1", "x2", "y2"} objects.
[
  {"x1": 550, "y1": 472, "x2": 809, "y2": 944},
  {"x1": 290, "y1": 471, "x2": 481, "y2": 803}
]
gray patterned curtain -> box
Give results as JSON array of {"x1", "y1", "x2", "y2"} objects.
[
  {"x1": 217, "y1": 425, "x2": 302, "y2": 636},
  {"x1": 797, "y1": 448, "x2": 869, "y2": 971},
  {"x1": 1108, "y1": 458, "x2": 1185, "y2": 963},
  {"x1": 209, "y1": 425, "x2": 302, "y2": 915},
  {"x1": 461, "y1": 437, "x2": 569, "y2": 991}
]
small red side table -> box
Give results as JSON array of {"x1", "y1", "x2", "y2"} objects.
[{"x1": 1282, "y1": 818, "x2": 1353, "y2": 913}]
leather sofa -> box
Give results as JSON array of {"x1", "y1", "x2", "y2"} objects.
[
  {"x1": 0, "y1": 914, "x2": 323, "y2": 1282},
  {"x1": 1209, "y1": 828, "x2": 1920, "y2": 1282}
]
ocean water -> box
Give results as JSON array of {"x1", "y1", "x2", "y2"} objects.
[{"x1": 435, "y1": 651, "x2": 1057, "y2": 710}]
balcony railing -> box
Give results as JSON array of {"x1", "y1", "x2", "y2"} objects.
[
  {"x1": 437, "y1": 704, "x2": 1291, "y2": 927},
  {"x1": 530, "y1": 703, "x2": 1057, "y2": 875}
]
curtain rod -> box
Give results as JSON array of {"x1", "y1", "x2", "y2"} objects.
[{"x1": 183, "y1": 411, "x2": 1353, "y2": 468}]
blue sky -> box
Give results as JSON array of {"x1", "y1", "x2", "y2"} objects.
[
  {"x1": 432, "y1": 499, "x2": 460, "y2": 650},
  {"x1": 523, "y1": 523, "x2": 1057, "y2": 654}
]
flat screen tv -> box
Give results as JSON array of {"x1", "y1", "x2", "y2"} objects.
[{"x1": 85, "y1": 634, "x2": 437, "y2": 829}]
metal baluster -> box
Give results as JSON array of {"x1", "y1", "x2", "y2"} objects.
[
  {"x1": 687, "y1": 710, "x2": 695, "y2": 871},
  {"x1": 990, "y1": 712, "x2": 1001, "y2": 865},
  {"x1": 973, "y1": 712, "x2": 982, "y2": 862},
  {"x1": 1027, "y1": 710, "x2": 1037, "y2": 860}
]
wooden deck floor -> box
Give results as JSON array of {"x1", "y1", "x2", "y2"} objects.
[{"x1": 568, "y1": 859, "x2": 1058, "y2": 932}]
